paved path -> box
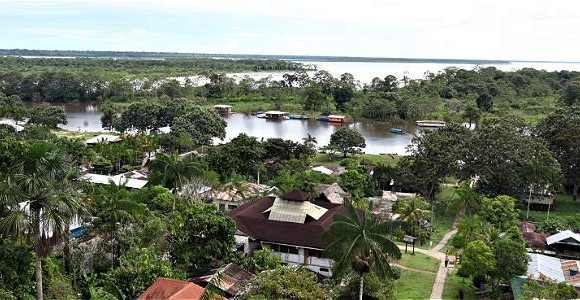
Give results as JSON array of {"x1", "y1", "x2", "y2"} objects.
[{"x1": 397, "y1": 214, "x2": 460, "y2": 300}]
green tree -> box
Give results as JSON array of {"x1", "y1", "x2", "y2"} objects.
[
  {"x1": 148, "y1": 153, "x2": 205, "y2": 209},
  {"x1": 96, "y1": 247, "x2": 185, "y2": 299},
  {"x1": 170, "y1": 204, "x2": 236, "y2": 275},
  {"x1": 100, "y1": 102, "x2": 117, "y2": 130},
  {"x1": 462, "y1": 102, "x2": 480, "y2": 128},
  {"x1": 493, "y1": 237, "x2": 528, "y2": 285},
  {"x1": 240, "y1": 266, "x2": 330, "y2": 300},
  {"x1": 537, "y1": 106, "x2": 580, "y2": 200},
  {"x1": 0, "y1": 142, "x2": 85, "y2": 300},
  {"x1": 28, "y1": 103, "x2": 67, "y2": 128},
  {"x1": 170, "y1": 105, "x2": 226, "y2": 146},
  {"x1": 522, "y1": 279, "x2": 577, "y2": 300},
  {"x1": 114, "y1": 102, "x2": 163, "y2": 132},
  {"x1": 459, "y1": 240, "x2": 496, "y2": 285},
  {"x1": 479, "y1": 195, "x2": 519, "y2": 231},
  {"x1": 328, "y1": 127, "x2": 366, "y2": 158},
  {"x1": 323, "y1": 202, "x2": 402, "y2": 300},
  {"x1": 476, "y1": 92, "x2": 493, "y2": 112},
  {"x1": 0, "y1": 238, "x2": 34, "y2": 298},
  {"x1": 251, "y1": 248, "x2": 282, "y2": 273},
  {"x1": 207, "y1": 133, "x2": 265, "y2": 179},
  {"x1": 560, "y1": 80, "x2": 580, "y2": 105},
  {"x1": 338, "y1": 169, "x2": 374, "y2": 197}
]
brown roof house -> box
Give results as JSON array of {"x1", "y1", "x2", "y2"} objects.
[
  {"x1": 138, "y1": 278, "x2": 227, "y2": 300},
  {"x1": 229, "y1": 189, "x2": 347, "y2": 277}
]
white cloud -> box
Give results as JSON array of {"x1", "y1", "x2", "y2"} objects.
[{"x1": 3, "y1": 0, "x2": 580, "y2": 60}]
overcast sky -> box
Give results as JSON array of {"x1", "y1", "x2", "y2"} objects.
[{"x1": 1, "y1": 0, "x2": 579, "y2": 61}]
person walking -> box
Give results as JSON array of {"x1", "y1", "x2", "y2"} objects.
[{"x1": 444, "y1": 254, "x2": 450, "y2": 268}]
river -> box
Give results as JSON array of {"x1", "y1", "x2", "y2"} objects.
[
  {"x1": 62, "y1": 60, "x2": 580, "y2": 154},
  {"x1": 62, "y1": 103, "x2": 416, "y2": 155}
]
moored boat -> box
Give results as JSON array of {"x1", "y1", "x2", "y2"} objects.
[
  {"x1": 289, "y1": 114, "x2": 310, "y2": 120},
  {"x1": 390, "y1": 128, "x2": 404, "y2": 134},
  {"x1": 316, "y1": 115, "x2": 329, "y2": 121},
  {"x1": 415, "y1": 120, "x2": 446, "y2": 128}
]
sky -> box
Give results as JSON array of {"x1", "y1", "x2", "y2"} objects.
[{"x1": 1, "y1": 0, "x2": 579, "y2": 61}]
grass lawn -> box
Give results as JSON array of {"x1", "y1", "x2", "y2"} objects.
[
  {"x1": 395, "y1": 270, "x2": 436, "y2": 299},
  {"x1": 527, "y1": 193, "x2": 580, "y2": 223},
  {"x1": 51, "y1": 129, "x2": 102, "y2": 140},
  {"x1": 442, "y1": 270, "x2": 478, "y2": 300},
  {"x1": 396, "y1": 252, "x2": 439, "y2": 273},
  {"x1": 312, "y1": 153, "x2": 401, "y2": 167}
]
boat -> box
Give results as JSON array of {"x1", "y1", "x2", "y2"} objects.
[
  {"x1": 262, "y1": 111, "x2": 289, "y2": 120},
  {"x1": 251, "y1": 111, "x2": 263, "y2": 116},
  {"x1": 212, "y1": 104, "x2": 233, "y2": 115},
  {"x1": 316, "y1": 115, "x2": 329, "y2": 121},
  {"x1": 327, "y1": 115, "x2": 348, "y2": 123},
  {"x1": 390, "y1": 128, "x2": 404, "y2": 134},
  {"x1": 415, "y1": 120, "x2": 446, "y2": 128},
  {"x1": 289, "y1": 114, "x2": 310, "y2": 120},
  {"x1": 256, "y1": 113, "x2": 267, "y2": 118}
]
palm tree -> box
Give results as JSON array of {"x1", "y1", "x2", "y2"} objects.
[
  {"x1": 90, "y1": 182, "x2": 146, "y2": 264},
  {"x1": 395, "y1": 196, "x2": 432, "y2": 236},
  {"x1": 324, "y1": 202, "x2": 403, "y2": 300},
  {"x1": 302, "y1": 133, "x2": 317, "y2": 146},
  {"x1": 0, "y1": 142, "x2": 86, "y2": 300},
  {"x1": 149, "y1": 153, "x2": 205, "y2": 210}
]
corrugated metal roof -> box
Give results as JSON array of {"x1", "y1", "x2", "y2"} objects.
[
  {"x1": 265, "y1": 197, "x2": 328, "y2": 224},
  {"x1": 547, "y1": 230, "x2": 580, "y2": 246},
  {"x1": 84, "y1": 134, "x2": 121, "y2": 144},
  {"x1": 81, "y1": 173, "x2": 148, "y2": 189},
  {"x1": 527, "y1": 253, "x2": 565, "y2": 282}
]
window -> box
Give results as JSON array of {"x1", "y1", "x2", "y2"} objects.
[
  {"x1": 265, "y1": 243, "x2": 298, "y2": 254},
  {"x1": 308, "y1": 249, "x2": 323, "y2": 258},
  {"x1": 319, "y1": 268, "x2": 329, "y2": 272},
  {"x1": 228, "y1": 204, "x2": 237, "y2": 211},
  {"x1": 218, "y1": 203, "x2": 226, "y2": 211}
]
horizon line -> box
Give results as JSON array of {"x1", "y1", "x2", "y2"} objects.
[{"x1": 2, "y1": 48, "x2": 580, "y2": 64}]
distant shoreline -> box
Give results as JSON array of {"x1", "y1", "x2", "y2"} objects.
[{"x1": 0, "y1": 48, "x2": 514, "y2": 64}]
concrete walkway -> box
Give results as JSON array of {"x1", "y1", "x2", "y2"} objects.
[{"x1": 397, "y1": 215, "x2": 460, "y2": 300}]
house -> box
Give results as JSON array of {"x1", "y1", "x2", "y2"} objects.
[
  {"x1": 519, "y1": 184, "x2": 555, "y2": 211},
  {"x1": 229, "y1": 189, "x2": 348, "y2": 277},
  {"x1": 547, "y1": 230, "x2": 580, "y2": 258},
  {"x1": 0, "y1": 118, "x2": 24, "y2": 132},
  {"x1": 138, "y1": 278, "x2": 226, "y2": 300},
  {"x1": 369, "y1": 191, "x2": 416, "y2": 221},
  {"x1": 202, "y1": 182, "x2": 276, "y2": 212},
  {"x1": 310, "y1": 165, "x2": 346, "y2": 176},
  {"x1": 84, "y1": 134, "x2": 122, "y2": 145},
  {"x1": 327, "y1": 115, "x2": 348, "y2": 123},
  {"x1": 81, "y1": 171, "x2": 149, "y2": 189},
  {"x1": 213, "y1": 105, "x2": 233, "y2": 115},
  {"x1": 315, "y1": 183, "x2": 348, "y2": 204},
  {"x1": 191, "y1": 263, "x2": 253, "y2": 298}
]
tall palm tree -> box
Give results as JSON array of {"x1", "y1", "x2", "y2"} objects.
[
  {"x1": 395, "y1": 196, "x2": 432, "y2": 236},
  {"x1": 0, "y1": 142, "x2": 86, "y2": 300},
  {"x1": 324, "y1": 202, "x2": 403, "y2": 300},
  {"x1": 149, "y1": 153, "x2": 205, "y2": 210}
]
